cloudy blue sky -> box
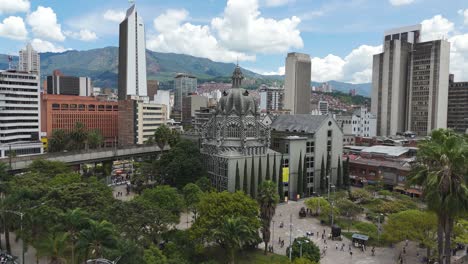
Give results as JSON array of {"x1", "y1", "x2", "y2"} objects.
[{"x1": 0, "y1": 0, "x2": 467, "y2": 83}]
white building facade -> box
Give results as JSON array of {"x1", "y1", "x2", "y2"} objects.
[
  {"x1": 0, "y1": 70, "x2": 43, "y2": 158},
  {"x1": 153, "y1": 90, "x2": 171, "y2": 119},
  {"x1": 18, "y1": 43, "x2": 40, "y2": 75},
  {"x1": 118, "y1": 4, "x2": 148, "y2": 100}
]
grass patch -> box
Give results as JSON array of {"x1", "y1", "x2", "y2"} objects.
[{"x1": 203, "y1": 247, "x2": 290, "y2": 264}]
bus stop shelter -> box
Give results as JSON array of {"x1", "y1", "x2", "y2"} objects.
[{"x1": 351, "y1": 233, "x2": 369, "y2": 247}]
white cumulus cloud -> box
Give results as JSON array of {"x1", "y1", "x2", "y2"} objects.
[
  {"x1": 262, "y1": 66, "x2": 285, "y2": 75},
  {"x1": 148, "y1": 9, "x2": 254, "y2": 63},
  {"x1": 211, "y1": 0, "x2": 303, "y2": 53},
  {"x1": 0, "y1": 16, "x2": 28, "y2": 40},
  {"x1": 27, "y1": 6, "x2": 65, "y2": 42},
  {"x1": 103, "y1": 10, "x2": 126, "y2": 23},
  {"x1": 389, "y1": 0, "x2": 415, "y2": 6},
  {"x1": 264, "y1": 0, "x2": 293, "y2": 7},
  {"x1": 0, "y1": 0, "x2": 30, "y2": 14},
  {"x1": 64, "y1": 29, "x2": 97, "y2": 41},
  {"x1": 421, "y1": 15, "x2": 454, "y2": 41},
  {"x1": 31, "y1": 38, "x2": 69, "y2": 53},
  {"x1": 310, "y1": 45, "x2": 382, "y2": 83}
]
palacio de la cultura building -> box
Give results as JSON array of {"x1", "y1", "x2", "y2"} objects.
[{"x1": 200, "y1": 65, "x2": 281, "y2": 195}]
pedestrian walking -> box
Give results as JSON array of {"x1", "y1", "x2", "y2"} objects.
[
  {"x1": 349, "y1": 244, "x2": 351, "y2": 251},
  {"x1": 371, "y1": 247, "x2": 375, "y2": 256},
  {"x1": 405, "y1": 239, "x2": 409, "y2": 246},
  {"x1": 336, "y1": 243, "x2": 339, "y2": 250},
  {"x1": 350, "y1": 251, "x2": 353, "y2": 257},
  {"x1": 316, "y1": 231, "x2": 319, "y2": 238},
  {"x1": 403, "y1": 247, "x2": 406, "y2": 254},
  {"x1": 341, "y1": 243, "x2": 345, "y2": 251}
]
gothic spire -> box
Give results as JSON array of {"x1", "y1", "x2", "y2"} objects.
[{"x1": 231, "y1": 64, "x2": 244, "y2": 88}]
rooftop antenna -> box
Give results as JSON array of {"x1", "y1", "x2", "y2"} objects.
[{"x1": 128, "y1": 0, "x2": 135, "y2": 5}]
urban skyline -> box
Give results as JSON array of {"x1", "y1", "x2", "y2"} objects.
[{"x1": 0, "y1": 0, "x2": 468, "y2": 84}]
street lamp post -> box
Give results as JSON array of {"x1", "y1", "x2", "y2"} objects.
[
  {"x1": 377, "y1": 213, "x2": 383, "y2": 244},
  {"x1": 298, "y1": 241, "x2": 303, "y2": 258},
  {"x1": 331, "y1": 185, "x2": 336, "y2": 227},
  {"x1": 2, "y1": 202, "x2": 45, "y2": 264},
  {"x1": 272, "y1": 220, "x2": 275, "y2": 251},
  {"x1": 327, "y1": 175, "x2": 330, "y2": 201},
  {"x1": 289, "y1": 214, "x2": 292, "y2": 261}
]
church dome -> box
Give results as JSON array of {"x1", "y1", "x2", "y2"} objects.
[{"x1": 216, "y1": 65, "x2": 258, "y2": 116}]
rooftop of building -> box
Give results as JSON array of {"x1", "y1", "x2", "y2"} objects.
[
  {"x1": 384, "y1": 24, "x2": 421, "y2": 35},
  {"x1": 360, "y1": 145, "x2": 414, "y2": 157},
  {"x1": 271, "y1": 114, "x2": 329, "y2": 134},
  {"x1": 175, "y1": 73, "x2": 197, "y2": 79}
]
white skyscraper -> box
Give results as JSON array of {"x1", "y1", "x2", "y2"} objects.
[
  {"x1": 284, "y1": 52, "x2": 311, "y2": 114},
  {"x1": 118, "y1": 4, "x2": 147, "y2": 100},
  {"x1": 18, "y1": 43, "x2": 40, "y2": 75}
]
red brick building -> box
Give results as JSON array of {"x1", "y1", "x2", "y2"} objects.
[{"x1": 41, "y1": 94, "x2": 118, "y2": 146}]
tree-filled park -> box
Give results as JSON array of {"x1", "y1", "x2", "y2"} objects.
[{"x1": 0, "y1": 128, "x2": 465, "y2": 264}]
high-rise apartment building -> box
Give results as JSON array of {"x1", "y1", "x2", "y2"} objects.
[
  {"x1": 118, "y1": 4, "x2": 147, "y2": 100},
  {"x1": 447, "y1": 74, "x2": 468, "y2": 133},
  {"x1": 154, "y1": 90, "x2": 171, "y2": 119},
  {"x1": 371, "y1": 24, "x2": 450, "y2": 136},
  {"x1": 46, "y1": 70, "x2": 92, "y2": 96},
  {"x1": 259, "y1": 85, "x2": 284, "y2": 113},
  {"x1": 0, "y1": 70, "x2": 43, "y2": 158},
  {"x1": 284, "y1": 52, "x2": 311, "y2": 114},
  {"x1": 18, "y1": 43, "x2": 40, "y2": 75},
  {"x1": 174, "y1": 73, "x2": 197, "y2": 111}
]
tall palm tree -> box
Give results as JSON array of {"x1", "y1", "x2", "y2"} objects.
[
  {"x1": 408, "y1": 129, "x2": 468, "y2": 264},
  {"x1": 35, "y1": 232, "x2": 69, "y2": 264},
  {"x1": 61, "y1": 208, "x2": 89, "y2": 264},
  {"x1": 78, "y1": 220, "x2": 117, "y2": 261},
  {"x1": 257, "y1": 181, "x2": 279, "y2": 255},
  {"x1": 49, "y1": 129, "x2": 68, "y2": 152},
  {"x1": 213, "y1": 216, "x2": 258, "y2": 264},
  {"x1": 69, "y1": 122, "x2": 87, "y2": 151}
]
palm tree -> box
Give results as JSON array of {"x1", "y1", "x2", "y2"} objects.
[
  {"x1": 69, "y1": 122, "x2": 87, "y2": 151},
  {"x1": 408, "y1": 129, "x2": 468, "y2": 264},
  {"x1": 35, "y1": 232, "x2": 69, "y2": 264},
  {"x1": 257, "y1": 181, "x2": 279, "y2": 255},
  {"x1": 61, "y1": 208, "x2": 90, "y2": 264},
  {"x1": 87, "y1": 129, "x2": 103, "y2": 149},
  {"x1": 213, "y1": 216, "x2": 258, "y2": 264},
  {"x1": 49, "y1": 129, "x2": 68, "y2": 152},
  {"x1": 78, "y1": 220, "x2": 117, "y2": 261}
]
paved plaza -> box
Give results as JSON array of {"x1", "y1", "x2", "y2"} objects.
[{"x1": 267, "y1": 200, "x2": 421, "y2": 264}]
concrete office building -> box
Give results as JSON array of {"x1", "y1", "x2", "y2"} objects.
[
  {"x1": 336, "y1": 106, "x2": 377, "y2": 144},
  {"x1": 0, "y1": 70, "x2": 43, "y2": 158},
  {"x1": 406, "y1": 40, "x2": 450, "y2": 135},
  {"x1": 318, "y1": 101, "x2": 329, "y2": 115},
  {"x1": 41, "y1": 94, "x2": 118, "y2": 147},
  {"x1": 259, "y1": 84, "x2": 284, "y2": 113},
  {"x1": 371, "y1": 24, "x2": 450, "y2": 136},
  {"x1": 154, "y1": 90, "x2": 171, "y2": 119},
  {"x1": 118, "y1": 97, "x2": 167, "y2": 146},
  {"x1": 284, "y1": 53, "x2": 311, "y2": 114},
  {"x1": 18, "y1": 43, "x2": 40, "y2": 75},
  {"x1": 270, "y1": 115, "x2": 343, "y2": 197},
  {"x1": 147, "y1": 80, "x2": 159, "y2": 99},
  {"x1": 174, "y1": 73, "x2": 197, "y2": 111},
  {"x1": 46, "y1": 70, "x2": 92, "y2": 96},
  {"x1": 182, "y1": 94, "x2": 208, "y2": 125},
  {"x1": 118, "y1": 4, "x2": 147, "y2": 100},
  {"x1": 447, "y1": 74, "x2": 468, "y2": 134}
]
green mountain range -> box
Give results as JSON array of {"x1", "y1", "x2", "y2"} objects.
[{"x1": 0, "y1": 47, "x2": 371, "y2": 96}]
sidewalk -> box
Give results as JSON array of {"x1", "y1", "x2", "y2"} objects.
[{"x1": 0, "y1": 232, "x2": 47, "y2": 264}]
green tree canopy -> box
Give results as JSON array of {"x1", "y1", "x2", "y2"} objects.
[
  {"x1": 138, "y1": 185, "x2": 184, "y2": 220},
  {"x1": 383, "y1": 210, "x2": 437, "y2": 258},
  {"x1": 192, "y1": 191, "x2": 260, "y2": 245},
  {"x1": 158, "y1": 139, "x2": 206, "y2": 189},
  {"x1": 286, "y1": 237, "x2": 320, "y2": 263}
]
